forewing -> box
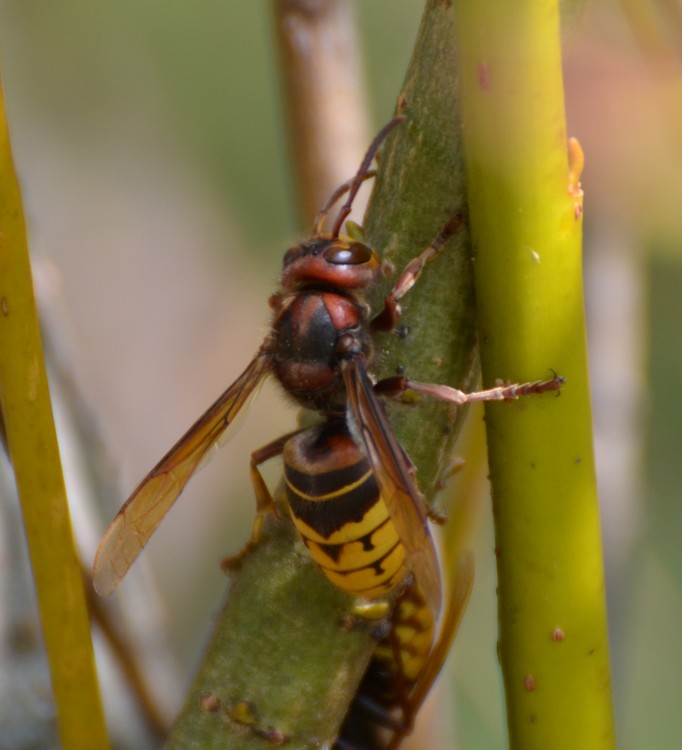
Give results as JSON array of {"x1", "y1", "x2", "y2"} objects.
[
  {"x1": 342, "y1": 358, "x2": 442, "y2": 615},
  {"x1": 93, "y1": 353, "x2": 271, "y2": 596}
]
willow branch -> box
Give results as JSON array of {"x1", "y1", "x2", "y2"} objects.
[
  {"x1": 0, "y1": 80, "x2": 109, "y2": 749},
  {"x1": 454, "y1": 1, "x2": 616, "y2": 747},
  {"x1": 271, "y1": 0, "x2": 371, "y2": 228}
]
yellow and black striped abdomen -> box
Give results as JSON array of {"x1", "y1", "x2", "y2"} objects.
[
  {"x1": 283, "y1": 420, "x2": 407, "y2": 599},
  {"x1": 334, "y1": 581, "x2": 436, "y2": 749},
  {"x1": 371, "y1": 581, "x2": 435, "y2": 683}
]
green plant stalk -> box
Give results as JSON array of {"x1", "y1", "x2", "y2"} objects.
[
  {"x1": 164, "y1": 2, "x2": 473, "y2": 747},
  {"x1": 454, "y1": 2, "x2": 616, "y2": 748},
  {"x1": 0, "y1": 83, "x2": 109, "y2": 749}
]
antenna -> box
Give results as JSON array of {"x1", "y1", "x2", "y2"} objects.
[{"x1": 311, "y1": 115, "x2": 406, "y2": 237}]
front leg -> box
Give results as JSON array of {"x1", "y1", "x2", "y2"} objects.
[
  {"x1": 375, "y1": 372, "x2": 564, "y2": 405},
  {"x1": 371, "y1": 214, "x2": 464, "y2": 333}
]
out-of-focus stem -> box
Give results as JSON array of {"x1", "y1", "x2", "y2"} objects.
[{"x1": 271, "y1": 0, "x2": 371, "y2": 229}]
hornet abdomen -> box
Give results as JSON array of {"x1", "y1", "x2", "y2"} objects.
[{"x1": 284, "y1": 419, "x2": 407, "y2": 599}]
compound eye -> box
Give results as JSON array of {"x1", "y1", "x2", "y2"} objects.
[{"x1": 325, "y1": 241, "x2": 374, "y2": 266}]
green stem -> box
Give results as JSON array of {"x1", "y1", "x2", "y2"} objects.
[
  {"x1": 454, "y1": 2, "x2": 616, "y2": 748},
  {"x1": 0, "y1": 81, "x2": 109, "y2": 749}
]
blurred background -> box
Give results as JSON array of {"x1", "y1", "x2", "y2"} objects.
[{"x1": 0, "y1": 1, "x2": 679, "y2": 748}]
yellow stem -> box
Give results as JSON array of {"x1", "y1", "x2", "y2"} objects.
[
  {"x1": 0, "y1": 81, "x2": 109, "y2": 749},
  {"x1": 454, "y1": 2, "x2": 616, "y2": 748}
]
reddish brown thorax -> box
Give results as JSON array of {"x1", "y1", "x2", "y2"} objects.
[{"x1": 271, "y1": 236, "x2": 381, "y2": 413}]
